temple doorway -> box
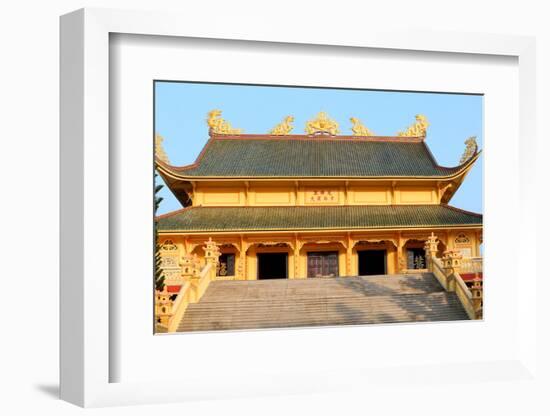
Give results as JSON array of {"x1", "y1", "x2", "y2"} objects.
[
  {"x1": 358, "y1": 250, "x2": 387, "y2": 276},
  {"x1": 257, "y1": 253, "x2": 288, "y2": 279},
  {"x1": 307, "y1": 251, "x2": 339, "y2": 278},
  {"x1": 406, "y1": 248, "x2": 426, "y2": 270}
]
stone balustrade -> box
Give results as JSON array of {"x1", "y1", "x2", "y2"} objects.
[
  {"x1": 424, "y1": 234, "x2": 482, "y2": 320},
  {"x1": 155, "y1": 238, "x2": 221, "y2": 332}
]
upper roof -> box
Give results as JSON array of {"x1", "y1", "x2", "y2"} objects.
[
  {"x1": 157, "y1": 134, "x2": 480, "y2": 180},
  {"x1": 157, "y1": 204, "x2": 482, "y2": 233}
]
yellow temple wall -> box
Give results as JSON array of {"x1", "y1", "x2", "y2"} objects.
[
  {"x1": 446, "y1": 229, "x2": 482, "y2": 258},
  {"x1": 159, "y1": 228, "x2": 481, "y2": 281},
  {"x1": 192, "y1": 180, "x2": 444, "y2": 207}
]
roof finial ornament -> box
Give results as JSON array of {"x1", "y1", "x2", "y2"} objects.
[
  {"x1": 397, "y1": 114, "x2": 429, "y2": 137},
  {"x1": 350, "y1": 117, "x2": 375, "y2": 137},
  {"x1": 305, "y1": 112, "x2": 339, "y2": 136},
  {"x1": 207, "y1": 109, "x2": 243, "y2": 135},
  {"x1": 460, "y1": 136, "x2": 478, "y2": 164},
  {"x1": 269, "y1": 116, "x2": 294, "y2": 135},
  {"x1": 155, "y1": 133, "x2": 170, "y2": 164}
]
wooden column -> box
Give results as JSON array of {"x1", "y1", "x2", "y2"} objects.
[
  {"x1": 239, "y1": 235, "x2": 247, "y2": 280},
  {"x1": 346, "y1": 233, "x2": 353, "y2": 276},
  {"x1": 397, "y1": 232, "x2": 405, "y2": 273},
  {"x1": 294, "y1": 234, "x2": 301, "y2": 278}
]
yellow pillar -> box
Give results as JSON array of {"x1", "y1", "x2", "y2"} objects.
[
  {"x1": 247, "y1": 245, "x2": 257, "y2": 280},
  {"x1": 346, "y1": 233, "x2": 353, "y2": 276},
  {"x1": 294, "y1": 235, "x2": 303, "y2": 278},
  {"x1": 397, "y1": 233, "x2": 405, "y2": 273}
]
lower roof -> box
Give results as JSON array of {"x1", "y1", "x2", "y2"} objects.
[{"x1": 157, "y1": 204, "x2": 482, "y2": 233}]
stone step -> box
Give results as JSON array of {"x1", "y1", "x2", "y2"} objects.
[
  {"x1": 200, "y1": 273, "x2": 443, "y2": 303},
  {"x1": 176, "y1": 273, "x2": 470, "y2": 332},
  {"x1": 187, "y1": 292, "x2": 461, "y2": 311}
]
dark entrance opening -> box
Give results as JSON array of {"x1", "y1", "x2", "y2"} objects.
[
  {"x1": 358, "y1": 250, "x2": 387, "y2": 276},
  {"x1": 257, "y1": 253, "x2": 288, "y2": 279},
  {"x1": 307, "y1": 251, "x2": 339, "y2": 278}
]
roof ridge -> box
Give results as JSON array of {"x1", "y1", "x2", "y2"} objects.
[{"x1": 209, "y1": 133, "x2": 425, "y2": 143}]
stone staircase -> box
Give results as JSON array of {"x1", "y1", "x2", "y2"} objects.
[{"x1": 177, "y1": 273, "x2": 469, "y2": 332}]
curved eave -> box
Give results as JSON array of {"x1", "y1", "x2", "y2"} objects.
[
  {"x1": 155, "y1": 150, "x2": 481, "y2": 182},
  {"x1": 440, "y1": 150, "x2": 482, "y2": 203}
]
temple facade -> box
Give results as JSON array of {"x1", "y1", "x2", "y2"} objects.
[{"x1": 155, "y1": 113, "x2": 482, "y2": 292}]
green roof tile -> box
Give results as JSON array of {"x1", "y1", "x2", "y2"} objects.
[
  {"x1": 157, "y1": 204, "x2": 482, "y2": 232},
  {"x1": 162, "y1": 137, "x2": 469, "y2": 178}
]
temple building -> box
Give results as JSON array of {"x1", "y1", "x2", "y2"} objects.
[{"x1": 155, "y1": 112, "x2": 482, "y2": 292}]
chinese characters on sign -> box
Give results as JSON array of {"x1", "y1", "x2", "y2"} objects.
[{"x1": 306, "y1": 189, "x2": 339, "y2": 204}]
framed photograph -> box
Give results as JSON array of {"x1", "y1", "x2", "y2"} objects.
[
  {"x1": 60, "y1": 8, "x2": 538, "y2": 408},
  {"x1": 153, "y1": 81, "x2": 483, "y2": 334}
]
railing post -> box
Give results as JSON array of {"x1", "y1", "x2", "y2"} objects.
[
  {"x1": 154, "y1": 289, "x2": 173, "y2": 328},
  {"x1": 442, "y1": 250, "x2": 462, "y2": 291},
  {"x1": 204, "y1": 237, "x2": 221, "y2": 280},
  {"x1": 180, "y1": 253, "x2": 202, "y2": 302},
  {"x1": 424, "y1": 232, "x2": 439, "y2": 271},
  {"x1": 471, "y1": 274, "x2": 483, "y2": 319}
]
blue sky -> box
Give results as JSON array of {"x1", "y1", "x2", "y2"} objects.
[{"x1": 155, "y1": 81, "x2": 483, "y2": 215}]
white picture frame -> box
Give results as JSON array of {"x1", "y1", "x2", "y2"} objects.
[{"x1": 60, "y1": 8, "x2": 539, "y2": 408}]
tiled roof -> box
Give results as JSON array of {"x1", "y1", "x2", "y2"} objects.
[
  {"x1": 159, "y1": 135, "x2": 476, "y2": 178},
  {"x1": 157, "y1": 204, "x2": 482, "y2": 232}
]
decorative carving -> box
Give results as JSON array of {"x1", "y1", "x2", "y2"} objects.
[
  {"x1": 207, "y1": 109, "x2": 243, "y2": 134},
  {"x1": 155, "y1": 289, "x2": 174, "y2": 326},
  {"x1": 353, "y1": 237, "x2": 398, "y2": 248},
  {"x1": 269, "y1": 116, "x2": 294, "y2": 135},
  {"x1": 424, "y1": 232, "x2": 439, "y2": 262},
  {"x1": 180, "y1": 254, "x2": 202, "y2": 279},
  {"x1": 442, "y1": 250, "x2": 463, "y2": 276},
  {"x1": 305, "y1": 112, "x2": 339, "y2": 135},
  {"x1": 413, "y1": 256, "x2": 425, "y2": 269},
  {"x1": 256, "y1": 242, "x2": 290, "y2": 248},
  {"x1": 160, "y1": 240, "x2": 178, "y2": 251},
  {"x1": 159, "y1": 240, "x2": 181, "y2": 283},
  {"x1": 155, "y1": 133, "x2": 170, "y2": 164},
  {"x1": 459, "y1": 136, "x2": 478, "y2": 164},
  {"x1": 203, "y1": 237, "x2": 221, "y2": 267},
  {"x1": 161, "y1": 256, "x2": 179, "y2": 269},
  {"x1": 217, "y1": 262, "x2": 228, "y2": 276},
  {"x1": 471, "y1": 276, "x2": 483, "y2": 319},
  {"x1": 350, "y1": 117, "x2": 375, "y2": 136},
  {"x1": 454, "y1": 233, "x2": 471, "y2": 245},
  {"x1": 397, "y1": 114, "x2": 429, "y2": 137},
  {"x1": 298, "y1": 239, "x2": 347, "y2": 250}
]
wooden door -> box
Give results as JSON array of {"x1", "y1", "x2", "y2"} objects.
[{"x1": 307, "y1": 252, "x2": 339, "y2": 278}]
